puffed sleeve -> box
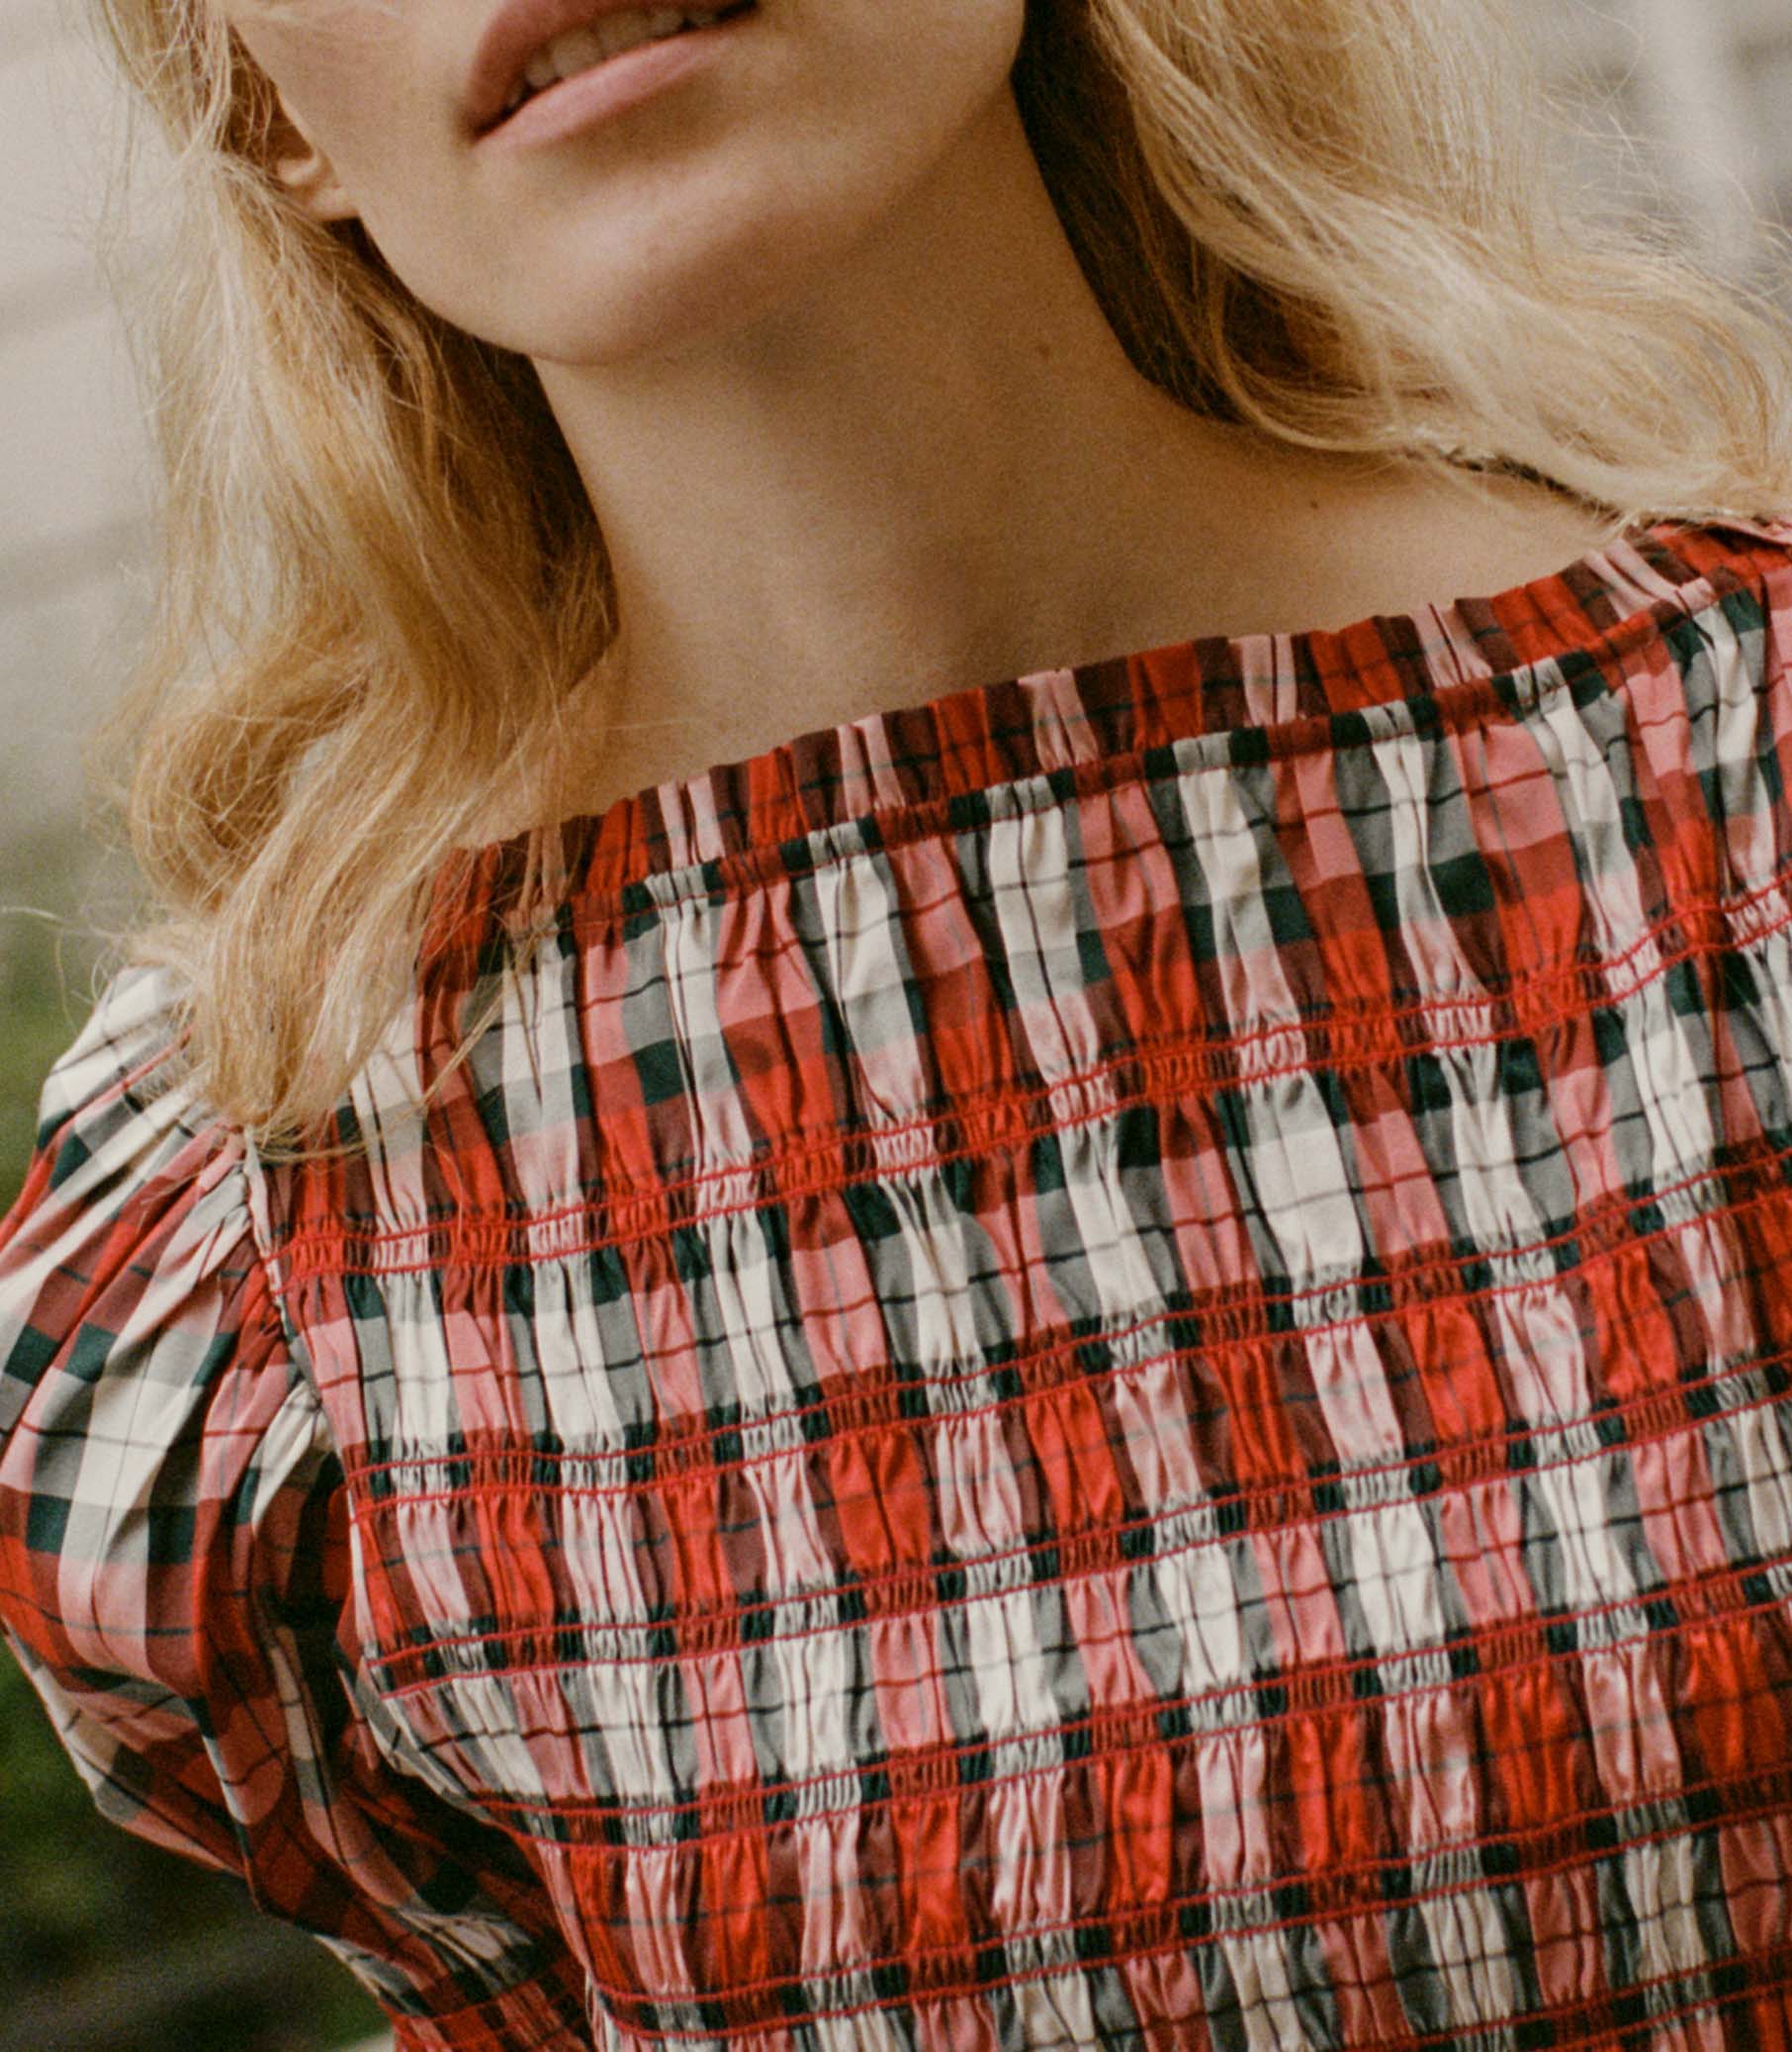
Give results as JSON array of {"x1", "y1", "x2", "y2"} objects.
[{"x1": 0, "y1": 964, "x2": 591, "y2": 2050}]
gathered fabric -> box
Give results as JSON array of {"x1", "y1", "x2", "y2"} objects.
[{"x1": 6, "y1": 514, "x2": 1792, "y2": 2049}]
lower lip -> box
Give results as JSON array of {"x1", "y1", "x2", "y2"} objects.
[{"x1": 479, "y1": 7, "x2": 755, "y2": 152}]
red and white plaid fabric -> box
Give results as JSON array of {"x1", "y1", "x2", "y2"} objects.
[{"x1": 7, "y1": 515, "x2": 1792, "y2": 2050}]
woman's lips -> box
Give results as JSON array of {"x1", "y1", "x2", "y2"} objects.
[{"x1": 475, "y1": 2, "x2": 758, "y2": 146}]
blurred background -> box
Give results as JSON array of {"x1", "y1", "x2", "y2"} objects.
[{"x1": 2, "y1": 0, "x2": 1790, "y2": 2046}]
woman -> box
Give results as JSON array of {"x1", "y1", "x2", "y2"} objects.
[{"x1": 4, "y1": 0, "x2": 1792, "y2": 2043}]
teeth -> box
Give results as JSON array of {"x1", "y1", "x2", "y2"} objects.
[
  {"x1": 504, "y1": 7, "x2": 730, "y2": 115},
  {"x1": 548, "y1": 27, "x2": 606, "y2": 75}
]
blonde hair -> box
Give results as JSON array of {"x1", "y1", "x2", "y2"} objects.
[{"x1": 81, "y1": 0, "x2": 1792, "y2": 1145}]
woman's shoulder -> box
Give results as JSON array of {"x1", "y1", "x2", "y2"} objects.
[
  {"x1": 0, "y1": 959, "x2": 274, "y2": 1439},
  {"x1": 7, "y1": 958, "x2": 235, "y2": 1217}
]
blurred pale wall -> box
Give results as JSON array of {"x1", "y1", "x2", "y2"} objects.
[
  {"x1": 3, "y1": 0, "x2": 1792, "y2": 909},
  {"x1": 1, "y1": 0, "x2": 156, "y2": 864}
]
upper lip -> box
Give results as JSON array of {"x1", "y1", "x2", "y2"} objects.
[{"x1": 464, "y1": 0, "x2": 733, "y2": 135}]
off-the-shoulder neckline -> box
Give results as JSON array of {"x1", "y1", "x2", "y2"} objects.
[{"x1": 435, "y1": 513, "x2": 1792, "y2": 936}]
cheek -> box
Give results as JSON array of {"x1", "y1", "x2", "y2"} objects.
[
  {"x1": 815, "y1": 1, "x2": 1030, "y2": 204},
  {"x1": 229, "y1": 7, "x2": 421, "y2": 192},
  {"x1": 844, "y1": 0, "x2": 1029, "y2": 95}
]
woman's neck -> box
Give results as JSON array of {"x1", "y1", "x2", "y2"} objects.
[{"x1": 502, "y1": 84, "x2": 1614, "y2": 844}]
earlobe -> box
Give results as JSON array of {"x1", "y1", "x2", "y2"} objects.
[{"x1": 278, "y1": 152, "x2": 358, "y2": 224}]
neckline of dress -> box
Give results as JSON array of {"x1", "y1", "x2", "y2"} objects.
[{"x1": 436, "y1": 512, "x2": 1792, "y2": 943}]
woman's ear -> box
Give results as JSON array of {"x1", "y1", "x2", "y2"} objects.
[{"x1": 264, "y1": 88, "x2": 358, "y2": 223}]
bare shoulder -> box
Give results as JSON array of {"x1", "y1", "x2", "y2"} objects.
[{"x1": 1183, "y1": 435, "x2": 1626, "y2": 640}]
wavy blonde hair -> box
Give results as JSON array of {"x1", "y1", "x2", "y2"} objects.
[{"x1": 81, "y1": 0, "x2": 1792, "y2": 1146}]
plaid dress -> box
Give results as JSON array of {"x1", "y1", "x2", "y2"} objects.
[{"x1": 6, "y1": 514, "x2": 1792, "y2": 2052}]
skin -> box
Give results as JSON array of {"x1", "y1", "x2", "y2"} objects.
[{"x1": 224, "y1": 0, "x2": 1617, "y2": 832}]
